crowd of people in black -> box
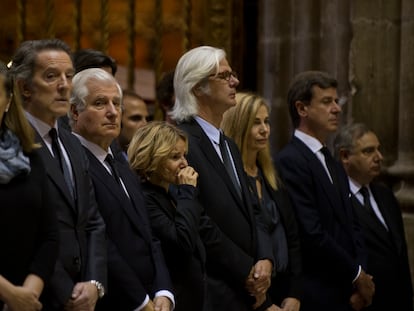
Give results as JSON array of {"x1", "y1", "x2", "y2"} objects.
[{"x1": 0, "y1": 38, "x2": 412, "y2": 311}]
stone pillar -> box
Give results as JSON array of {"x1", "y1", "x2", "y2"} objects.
[
  {"x1": 258, "y1": 0, "x2": 352, "y2": 151},
  {"x1": 387, "y1": 0, "x2": 414, "y2": 213},
  {"x1": 386, "y1": 0, "x2": 414, "y2": 285}
]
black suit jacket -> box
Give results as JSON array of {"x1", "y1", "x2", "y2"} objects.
[
  {"x1": 351, "y1": 182, "x2": 413, "y2": 311},
  {"x1": 179, "y1": 119, "x2": 273, "y2": 311},
  {"x1": 32, "y1": 127, "x2": 107, "y2": 311},
  {"x1": 275, "y1": 136, "x2": 366, "y2": 311},
  {"x1": 83, "y1": 148, "x2": 173, "y2": 311}
]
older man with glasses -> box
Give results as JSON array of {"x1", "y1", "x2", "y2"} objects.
[{"x1": 171, "y1": 46, "x2": 274, "y2": 311}]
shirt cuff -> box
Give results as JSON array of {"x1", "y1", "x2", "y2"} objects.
[
  {"x1": 352, "y1": 265, "x2": 362, "y2": 283},
  {"x1": 155, "y1": 290, "x2": 175, "y2": 310}
]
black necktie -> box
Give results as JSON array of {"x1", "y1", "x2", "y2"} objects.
[
  {"x1": 359, "y1": 186, "x2": 374, "y2": 213},
  {"x1": 359, "y1": 187, "x2": 388, "y2": 230},
  {"x1": 105, "y1": 154, "x2": 121, "y2": 185},
  {"x1": 219, "y1": 132, "x2": 241, "y2": 198},
  {"x1": 320, "y1": 146, "x2": 338, "y2": 185},
  {"x1": 49, "y1": 128, "x2": 74, "y2": 198}
]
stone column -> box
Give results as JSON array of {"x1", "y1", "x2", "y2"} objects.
[
  {"x1": 387, "y1": 0, "x2": 414, "y2": 213},
  {"x1": 386, "y1": 0, "x2": 414, "y2": 284}
]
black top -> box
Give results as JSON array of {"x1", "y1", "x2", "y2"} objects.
[{"x1": 142, "y1": 182, "x2": 206, "y2": 311}]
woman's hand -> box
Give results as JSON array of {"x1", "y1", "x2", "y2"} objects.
[{"x1": 177, "y1": 166, "x2": 198, "y2": 187}]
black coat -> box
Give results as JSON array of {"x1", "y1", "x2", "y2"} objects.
[
  {"x1": 351, "y1": 182, "x2": 413, "y2": 311},
  {"x1": 276, "y1": 136, "x2": 366, "y2": 311},
  {"x1": 84, "y1": 148, "x2": 173, "y2": 311},
  {"x1": 179, "y1": 119, "x2": 273, "y2": 311}
]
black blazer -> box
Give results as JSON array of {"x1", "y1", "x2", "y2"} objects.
[
  {"x1": 83, "y1": 148, "x2": 173, "y2": 311},
  {"x1": 275, "y1": 136, "x2": 366, "y2": 311},
  {"x1": 351, "y1": 182, "x2": 413, "y2": 311},
  {"x1": 142, "y1": 182, "x2": 206, "y2": 311},
  {"x1": 179, "y1": 119, "x2": 273, "y2": 311},
  {"x1": 0, "y1": 150, "x2": 59, "y2": 288},
  {"x1": 32, "y1": 127, "x2": 107, "y2": 311}
]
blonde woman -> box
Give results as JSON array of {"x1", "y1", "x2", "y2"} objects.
[
  {"x1": 222, "y1": 92, "x2": 302, "y2": 311},
  {"x1": 128, "y1": 121, "x2": 206, "y2": 311}
]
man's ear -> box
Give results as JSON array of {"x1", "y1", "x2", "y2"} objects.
[
  {"x1": 339, "y1": 148, "x2": 350, "y2": 166},
  {"x1": 192, "y1": 84, "x2": 203, "y2": 97},
  {"x1": 70, "y1": 104, "x2": 79, "y2": 121},
  {"x1": 16, "y1": 79, "x2": 31, "y2": 99},
  {"x1": 295, "y1": 100, "x2": 307, "y2": 117}
]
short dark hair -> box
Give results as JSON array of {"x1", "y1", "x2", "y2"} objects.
[
  {"x1": 333, "y1": 123, "x2": 372, "y2": 160},
  {"x1": 287, "y1": 70, "x2": 338, "y2": 128},
  {"x1": 122, "y1": 89, "x2": 144, "y2": 101},
  {"x1": 73, "y1": 49, "x2": 117, "y2": 75},
  {"x1": 10, "y1": 38, "x2": 72, "y2": 84}
]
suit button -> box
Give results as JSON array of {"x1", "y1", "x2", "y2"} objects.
[{"x1": 73, "y1": 256, "x2": 81, "y2": 266}]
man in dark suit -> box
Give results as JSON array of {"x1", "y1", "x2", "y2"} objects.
[
  {"x1": 275, "y1": 71, "x2": 375, "y2": 311},
  {"x1": 334, "y1": 122, "x2": 413, "y2": 311},
  {"x1": 10, "y1": 39, "x2": 106, "y2": 311},
  {"x1": 69, "y1": 68, "x2": 174, "y2": 311},
  {"x1": 170, "y1": 46, "x2": 274, "y2": 311}
]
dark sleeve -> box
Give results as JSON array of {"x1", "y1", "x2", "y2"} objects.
[
  {"x1": 29, "y1": 151, "x2": 59, "y2": 283},
  {"x1": 144, "y1": 184, "x2": 203, "y2": 256},
  {"x1": 82, "y1": 151, "x2": 107, "y2": 288},
  {"x1": 277, "y1": 188, "x2": 303, "y2": 300},
  {"x1": 106, "y1": 239, "x2": 148, "y2": 307}
]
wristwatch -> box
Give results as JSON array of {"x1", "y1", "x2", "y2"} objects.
[{"x1": 89, "y1": 280, "x2": 105, "y2": 298}]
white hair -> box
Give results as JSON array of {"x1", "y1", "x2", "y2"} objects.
[
  {"x1": 170, "y1": 46, "x2": 226, "y2": 123},
  {"x1": 69, "y1": 68, "x2": 122, "y2": 125}
]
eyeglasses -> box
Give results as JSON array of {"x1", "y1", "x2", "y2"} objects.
[{"x1": 208, "y1": 71, "x2": 238, "y2": 82}]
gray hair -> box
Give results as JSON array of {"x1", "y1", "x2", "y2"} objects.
[
  {"x1": 333, "y1": 123, "x2": 372, "y2": 160},
  {"x1": 170, "y1": 46, "x2": 226, "y2": 123},
  {"x1": 69, "y1": 68, "x2": 122, "y2": 125},
  {"x1": 9, "y1": 39, "x2": 72, "y2": 85}
]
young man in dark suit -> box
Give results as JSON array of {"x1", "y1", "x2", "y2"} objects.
[
  {"x1": 70, "y1": 68, "x2": 174, "y2": 311},
  {"x1": 10, "y1": 39, "x2": 106, "y2": 311},
  {"x1": 170, "y1": 46, "x2": 274, "y2": 311},
  {"x1": 275, "y1": 71, "x2": 375, "y2": 311},
  {"x1": 334, "y1": 123, "x2": 413, "y2": 311}
]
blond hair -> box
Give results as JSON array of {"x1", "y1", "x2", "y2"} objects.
[
  {"x1": 128, "y1": 121, "x2": 188, "y2": 180},
  {"x1": 221, "y1": 92, "x2": 279, "y2": 190},
  {"x1": 0, "y1": 62, "x2": 37, "y2": 153}
]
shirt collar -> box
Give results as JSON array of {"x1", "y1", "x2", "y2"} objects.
[
  {"x1": 195, "y1": 116, "x2": 221, "y2": 145},
  {"x1": 348, "y1": 177, "x2": 370, "y2": 196},
  {"x1": 72, "y1": 132, "x2": 110, "y2": 164},
  {"x1": 294, "y1": 129, "x2": 324, "y2": 154},
  {"x1": 25, "y1": 111, "x2": 59, "y2": 140}
]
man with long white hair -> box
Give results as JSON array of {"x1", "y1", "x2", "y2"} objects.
[{"x1": 172, "y1": 46, "x2": 274, "y2": 311}]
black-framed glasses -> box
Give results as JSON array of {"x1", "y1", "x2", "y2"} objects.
[{"x1": 209, "y1": 71, "x2": 238, "y2": 82}]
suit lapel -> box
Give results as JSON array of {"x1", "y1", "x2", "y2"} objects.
[
  {"x1": 351, "y1": 194, "x2": 395, "y2": 248},
  {"x1": 85, "y1": 148, "x2": 151, "y2": 240},
  {"x1": 34, "y1": 130, "x2": 75, "y2": 209},
  {"x1": 182, "y1": 120, "x2": 250, "y2": 217},
  {"x1": 292, "y1": 137, "x2": 350, "y2": 228},
  {"x1": 370, "y1": 186, "x2": 403, "y2": 253}
]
